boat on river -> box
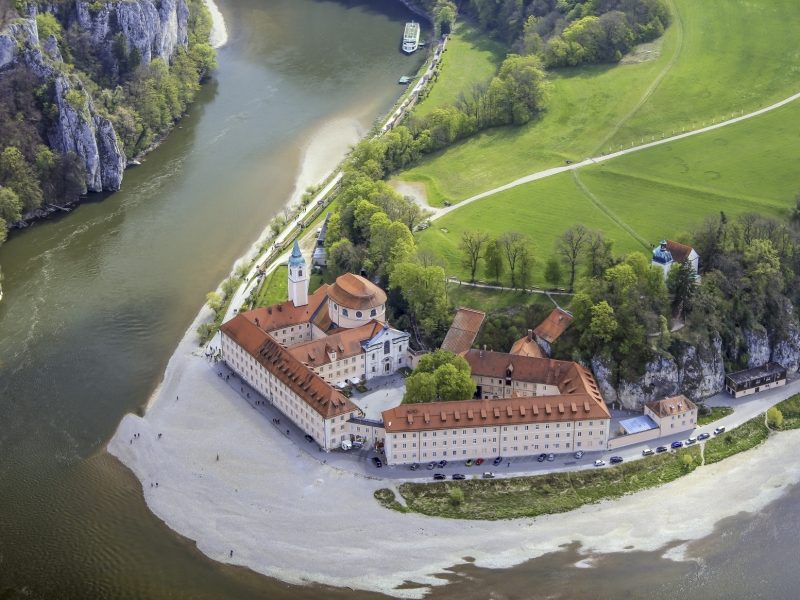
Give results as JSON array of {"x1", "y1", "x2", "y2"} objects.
[{"x1": 402, "y1": 21, "x2": 420, "y2": 54}]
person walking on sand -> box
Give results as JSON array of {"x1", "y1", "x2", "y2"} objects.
[{"x1": 216, "y1": 454, "x2": 219, "y2": 461}]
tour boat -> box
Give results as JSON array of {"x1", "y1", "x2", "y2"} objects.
[{"x1": 402, "y1": 21, "x2": 420, "y2": 54}]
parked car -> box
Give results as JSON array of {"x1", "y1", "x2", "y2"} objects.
[
  {"x1": 465, "y1": 459, "x2": 474, "y2": 467},
  {"x1": 714, "y1": 426, "x2": 726, "y2": 435},
  {"x1": 656, "y1": 445, "x2": 668, "y2": 453},
  {"x1": 304, "y1": 434, "x2": 314, "y2": 443},
  {"x1": 686, "y1": 437, "x2": 697, "y2": 445},
  {"x1": 594, "y1": 459, "x2": 606, "y2": 467},
  {"x1": 482, "y1": 472, "x2": 495, "y2": 479},
  {"x1": 697, "y1": 432, "x2": 711, "y2": 441},
  {"x1": 433, "y1": 473, "x2": 446, "y2": 480},
  {"x1": 427, "y1": 461, "x2": 436, "y2": 470},
  {"x1": 409, "y1": 462, "x2": 420, "y2": 471},
  {"x1": 537, "y1": 453, "x2": 547, "y2": 462},
  {"x1": 452, "y1": 473, "x2": 466, "y2": 480},
  {"x1": 493, "y1": 456, "x2": 503, "y2": 465},
  {"x1": 574, "y1": 450, "x2": 585, "y2": 459},
  {"x1": 372, "y1": 457, "x2": 382, "y2": 468},
  {"x1": 438, "y1": 459, "x2": 448, "y2": 468},
  {"x1": 610, "y1": 456, "x2": 623, "y2": 464},
  {"x1": 546, "y1": 453, "x2": 555, "y2": 462},
  {"x1": 642, "y1": 448, "x2": 655, "y2": 456},
  {"x1": 475, "y1": 458, "x2": 484, "y2": 466},
  {"x1": 671, "y1": 441, "x2": 684, "y2": 449}
]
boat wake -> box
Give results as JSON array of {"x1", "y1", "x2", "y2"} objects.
[{"x1": 204, "y1": 0, "x2": 228, "y2": 49}]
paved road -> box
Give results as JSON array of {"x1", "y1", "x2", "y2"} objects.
[{"x1": 426, "y1": 90, "x2": 800, "y2": 222}]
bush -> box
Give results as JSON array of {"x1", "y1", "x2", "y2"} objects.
[
  {"x1": 767, "y1": 407, "x2": 784, "y2": 429},
  {"x1": 448, "y1": 486, "x2": 465, "y2": 506}
]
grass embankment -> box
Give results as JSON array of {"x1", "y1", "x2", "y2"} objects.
[
  {"x1": 703, "y1": 416, "x2": 770, "y2": 464},
  {"x1": 771, "y1": 394, "x2": 800, "y2": 430},
  {"x1": 401, "y1": 0, "x2": 800, "y2": 204},
  {"x1": 416, "y1": 99, "x2": 800, "y2": 287},
  {"x1": 413, "y1": 21, "x2": 507, "y2": 119},
  {"x1": 698, "y1": 406, "x2": 733, "y2": 426},
  {"x1": 378, "y1": 446, "x2": 700, "y2": 520},
  {"x1": 253, "y1": 265, "x2": 327, "y2": 309},
  {"x1": 374, "y1": 488, "x2": 409, "y2": 513},
  {"x1": 446, "y1": 282, "x2": 553, "y2": 313}
]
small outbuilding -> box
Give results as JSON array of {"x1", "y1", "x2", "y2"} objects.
[{"x1": 725, "y1": 362, "x2": 787, "y2": 398}]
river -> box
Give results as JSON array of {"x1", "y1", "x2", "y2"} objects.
[{"x1": 1, "y1": 0, "x2": 799, "y2": 599}]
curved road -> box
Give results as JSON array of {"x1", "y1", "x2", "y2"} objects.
[{"x1": 428, "y1": 89, "x2": 800, "y2": 222}]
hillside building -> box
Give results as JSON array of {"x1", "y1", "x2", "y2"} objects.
[
  {"x1": 725, "y1": 362, "x2": 786, "y2": 398},
  {"x1": 651, "y1": 239, "x2": 699, "y2": 280}
]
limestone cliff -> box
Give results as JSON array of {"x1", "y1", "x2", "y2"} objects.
[{"x1": 0, "y1": 0, "x2": 195, "y2": 198}]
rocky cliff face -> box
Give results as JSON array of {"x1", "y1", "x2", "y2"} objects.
[
  {"x1": 74, "y1": 0, "x2": 189, "y2": 68},
  {"x1": 0, "y1": 0, "x2": 190, "y2": 195},
  {"x1": 592, "y1": 328, "x2": 800, "y2": 409}
]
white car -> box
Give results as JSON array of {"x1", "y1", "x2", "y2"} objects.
[
  {"x1": 686, "y1": 436, "x2": 697, "y2": 444},
  {"x1": 642, "y1": 448, "x2": 654, "y2": 456},
  {"x1": 574, "y1": 450, "x2": 585, "y2": 459},
  {"x1": 482, "y1": 472, "x2": 495, "y2": 479},
  {"x1": 594, "y1": 459, "x2": 606, "y2": 467}
]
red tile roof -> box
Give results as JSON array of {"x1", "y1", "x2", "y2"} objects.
[
  {"x1": 533, "y1": 308, "x2": 573, "y2": 344},
  {"x1": 383, "y1": 395, "x2": 609, "y2": 433},
  {"x1": 645, "y1": 395, "x2": 697, "y2": 418},
  {"x1": 328, "y1": 273, "x2": 387, "y2": 310},
  {"x1": 287, "y1": 321, "x2": 385, "y2": 367},
  {"x1": 441, "y1": 307, "x2": 486, "y2": 355},
  {"x1": 220, "y1": 314, "x2": 357, "y2": 419},
  {"x1": 665, "y1": 240, "x2": 694, "y2": 264},
  {"x1": 509, "y1": 336, "x2": 544, "y2": 358},
  {"x1": 242, "y1": 285, "x2": 330, "y2": 332}
]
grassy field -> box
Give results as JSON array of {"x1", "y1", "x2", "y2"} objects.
[
  {"x1": 413, "y1": 21, "x2": 506, "y2": 118},
  {"x1": 385, "y1": 446, "x2": 700, "y2": 520},
  {"x1": 773, "y1": 394, "x2": 800, "y2": 430},
  {"x1": 447, "y1": 282, "x2": 555, "y2": 313},
  {"x1": 703, "y1": 416, "x2": 769, "y2": 465},
  {"x1": 254, "y1": 265, "x2": 289, "y2": 307},
  {"x1": 416, "y1": 100, "x2": 800, "y2": 286},
  {"x1": 698, "y1": 406, "x2": 733, "y2": 426},
  {"x1": 399, "y1": 0, "x2": 800, "y2": 204}
]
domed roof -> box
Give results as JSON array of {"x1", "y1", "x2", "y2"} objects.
[{"x1": 328, "y1": 273, "x2": 387, "y2": 310}]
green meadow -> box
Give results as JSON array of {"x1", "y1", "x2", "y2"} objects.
[
  {"x1": 399, "y1": 0, "x2": 800, "y2": 205},
  {"x1": 417, "y1": 100, "x2": 800, "y2": 287}
]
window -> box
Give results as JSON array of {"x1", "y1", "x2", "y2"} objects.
[
  {"x1": 384, "y1": 340, "x2": 390, "y2": 355},
  {"x1": 342, "y1": 308, "x2": 349, "y2": 316},
  {"x1": 370, "y1": 309, "x2": 377, "y2": 317},
  {"x1": 356, "y1": 311, "x2": 362, "y2": 318},
  {"x1": 298, "y1": 269, "x2": 302, "y2": 276}
]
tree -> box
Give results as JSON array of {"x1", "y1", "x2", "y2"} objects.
[
  {"x1": 483, "y1": 238, "x2": 504, "y2": 283},
  {"x1": 206, "y1": 291, "x2": 223, "y2": 312},
  {"x1": 544, "y1": 256, "x2": 562, "y2": 287},
  {"x1": 681, "y1": 453, "x2": 694, "y2": 471},
  {"x1": 434, "y1": 362, "x2": 476, "y2": 400},
  {"x1": 558, "y1": 224, "x2": 589, "y2": 291},
  {"x1": 499, "y1": 231, "x2": 528, "y2": 287},
  {"x1": 518, "y1": 245, "x2": 533, "y2": 289},
  {"x1": 389, "y1": 262, "x2": 450, "y2": 341},
  {"x1": 587, "y1": 301, "x2": 618, "y2": 346},
  {"x1": 403, "y1": 372, "x2": 437, "y2": 403},
  {"x1": 460, "y1": 230, "x2": 488, "y2": 282},
  {"x1": 0, "y1": 147, "x2": 43, "y2": 212},
  {"x1": 0, "y1": 186, "x2": 22, "y2": 223},
  {"x1": 667, "y1": 260, "x2": 696, "y2": 315},
  {"x1": 767, "y1": 407, "x2": 784, "y2": 429},
  {"x1": 329, "y1": 238, "x2": 361, "y2": 276},
  {"x1": 448, "y1": 486, "x2": 464, "y2": 506},
  {"x1": 584, "y1": 230, "x2": 614, "y2": 278}
]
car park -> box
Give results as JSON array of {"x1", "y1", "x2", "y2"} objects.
[
  {"x1": 574, "y1": 450, "x2": 584, "y2": 459},
  {"x1": 610, "y1": 456, "x2": 623, "y2": 464},
  {"x1": 433, "y1": 473, "x2": 446, "y2": 480},
  {"x1": 546, "y1": 453, "x2": 555, "y2": 462},
  {"x1": 714, "y1": 426, "x2": 726, "y2": 435},
  {"x1": 594, "y1": 459, "x2": 606, "y2": 467},
  {"x1": 656, "y1": 445, "x2": 668, "y2": 453},
  {"x1": 697, "y1": 432, "x2": 711, "y2": 441},
  {"x1": 671, "y1": 441, "x2": 683, "y2": 449},
  {"x1": 642, "y1": 448, "x2": 654, "y2": 456},
  {"x1": 452, "y1": 473, "x2": 466, "y2": 480},
  {"x1": 493, "y1": 456, "x2": 503, "y2": 465},
  {"x1": 686, "y1": 437, "x2": 697, "y2": 444},
  {"x1": 372, "y1": 457, "x2": 382, "y2": 468},
  {"x1": 465, "y1": 459, "x2": 474, "y2": 467},
  {"x1": 427, "y1": 461, "x2": 436, "y2": 470},
  {"x1": 482, "y1": 472, "x2": 495, "y2": 478},
  {"x1": 438, "y1": 460, "x2": 448, "y2": 468},
  {"x1": 409, "y1": 463, "x2": 420, "y2": 471},
  {"x1": 475, "y1": 458, "x2": 484, "y2": 465},
  {"x1": 537, "y1": 453, "x2": 547, "y2": 462}
]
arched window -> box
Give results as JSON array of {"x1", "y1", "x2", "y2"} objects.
[
  {"x1": 384, "y1": 340, "x2": 391, "y2": 355},
  {"x1": 298, "y1": 269, "x2": 302, "y2": 277},
  {"x1": 370, "y1": 308, "x2": 377, "y2": 317},
  {"x1": 342, "y1": 308, "x2": 349, "y2": 317}
]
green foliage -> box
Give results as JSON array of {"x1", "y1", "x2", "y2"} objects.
[
  {"x1": 766, "y1": 407, "x2": 784, "y2": 429},
  {"x1": 373, "y1": 488, "x2": 409, "y2": 512},
  {"x1": 403, "y1": 349, "x2": 476, "y2": 402},
  {"x1": 703, "y1": 416, "x2": 769, "y2": 464},
  {"x1": 0, "y1": 187, "x2": 23, "y2": 223},
  {"x1": 774, "y1": 394, "x2": 800, "y2": 430},
  {"x1": 544, "y1": 256, "x2": 562, "y2": 287},
  {"x1": 448, "y1": 486, "x2": 465, "y2": 506},
  {"x1": 36, "y1": 13, "x2": 63, "y2": 44},
  {"x1": 696, "y1": 405, "x2": 733, "y2": 426},
  {"x1": 0, "y1": 146, "x2": 42, "y2": 212},
  {"x1": 390, "y1": 262, "x2": 451, "y2": 343},
  {"x1": 483, "y1": 238, "x2": 504, "y2": 283}
]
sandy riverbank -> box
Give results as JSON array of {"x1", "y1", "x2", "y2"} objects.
[
  {"x1": 109, "y1": 324, "x2": 800, "y2": 598},
  {"x1": 204, "y1": 0, "x2": 228, "y2": 49}
]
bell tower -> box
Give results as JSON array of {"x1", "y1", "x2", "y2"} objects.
[{"x1": 288, "y1": 240, "x2": 309, "y2": 307}]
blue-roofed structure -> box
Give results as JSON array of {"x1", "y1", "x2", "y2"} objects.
[
  {"x1": 619, "y1": 415, "x2": 659, "y2": 435},
  {"x1": 288, "y1": 240, "x2": 305, "y2": 267},
  {"x1": 652, "y1": 240, "x2": 673, "y2": 265}
]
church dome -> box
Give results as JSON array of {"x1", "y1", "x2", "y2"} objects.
[{"x1": 328, "y1": 273, "x2": 387, "y2": 310}]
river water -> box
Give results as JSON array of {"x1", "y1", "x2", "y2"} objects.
[{"x1": 1, "y1": 1, "x2": 799, "y2": 599}]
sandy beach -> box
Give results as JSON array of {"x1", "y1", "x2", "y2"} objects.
[{"x1": 109, "y1": 309, "x2": 800, "y2": 597}]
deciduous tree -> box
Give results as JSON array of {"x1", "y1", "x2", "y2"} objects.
[{"x1": 460, "y1": 230, "x2": 488, "y2": 282}]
